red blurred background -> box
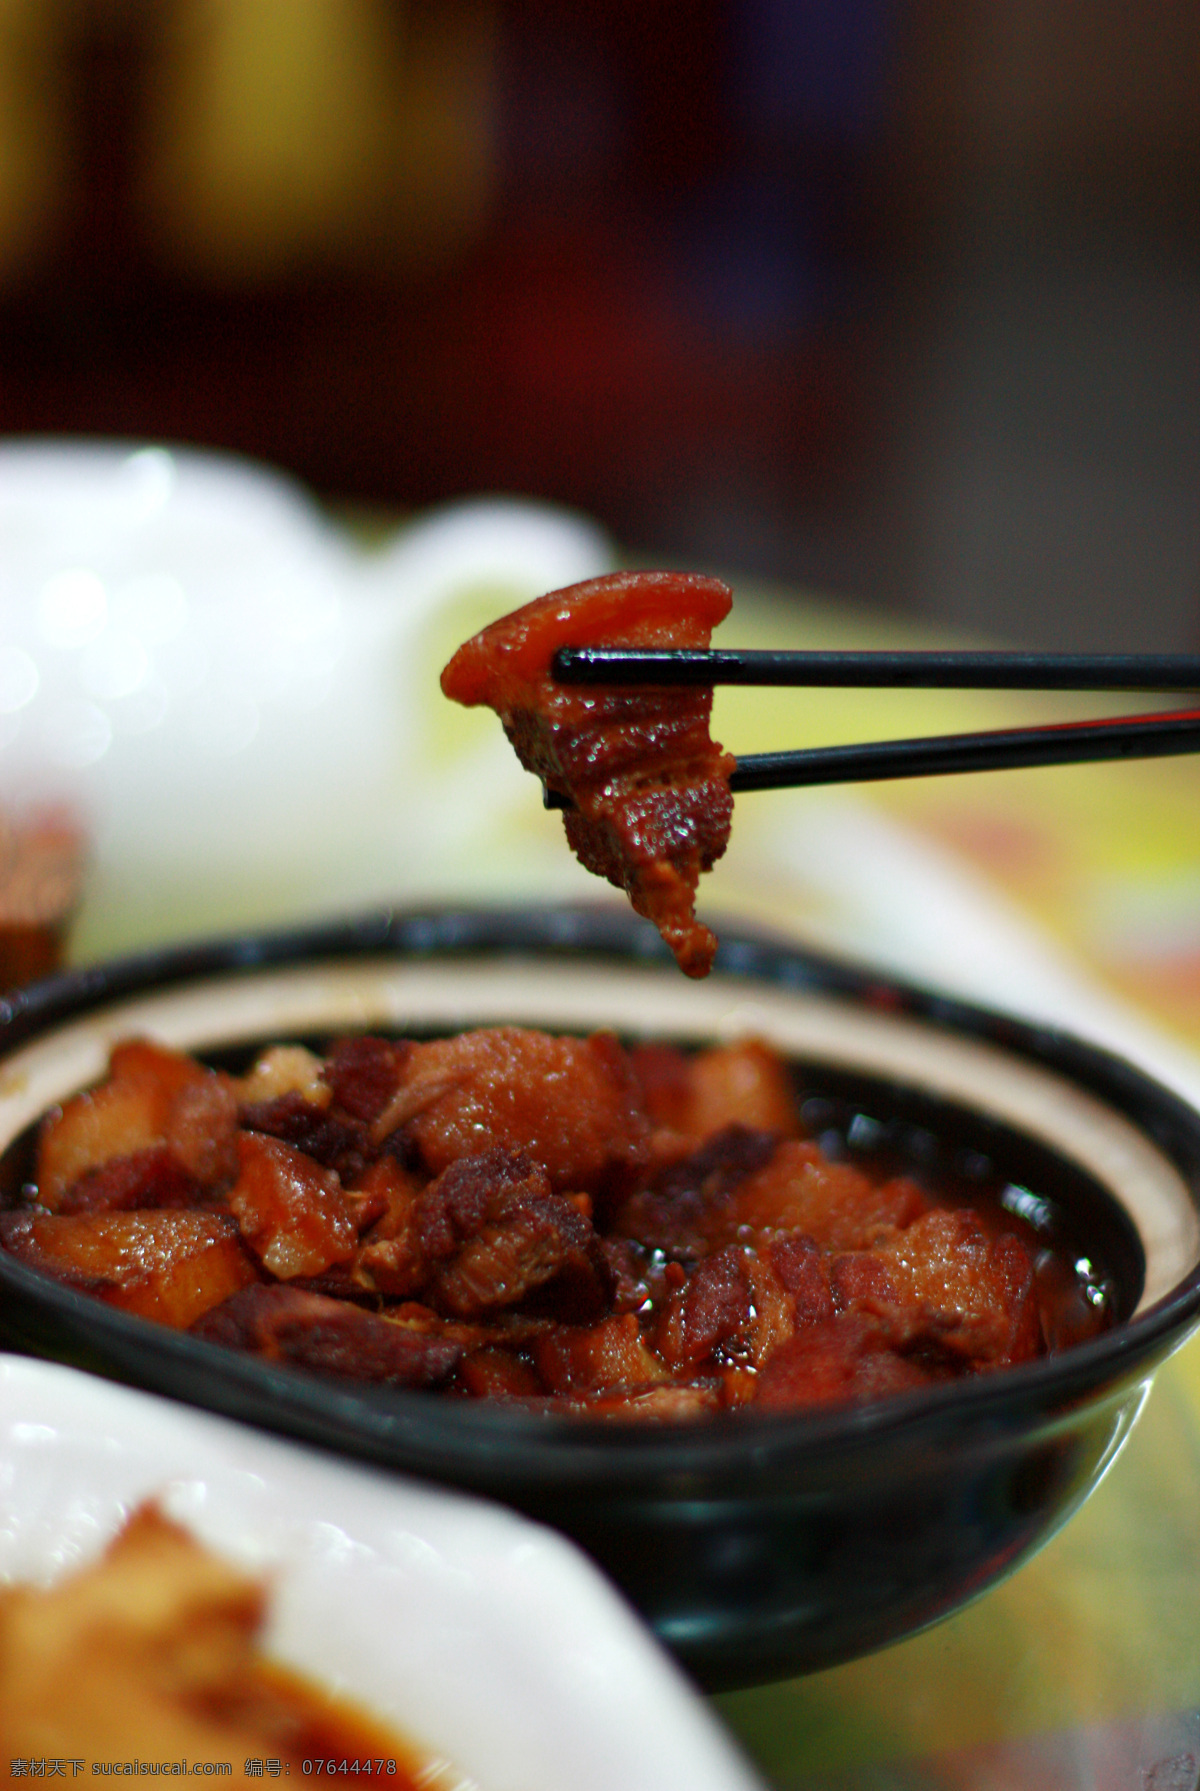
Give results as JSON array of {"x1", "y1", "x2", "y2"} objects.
[{"x1": 0, "y1": 0, "x2": 1197, "y2": 645}]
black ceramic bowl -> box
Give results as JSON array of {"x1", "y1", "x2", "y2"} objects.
[{"x1": 1, "y1": 904, "x2": 1199, "y2": 1691}]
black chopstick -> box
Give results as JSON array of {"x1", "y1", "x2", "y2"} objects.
[
  {"x1": 552, "y1": 647, "x2": 1200, "y2": 691},
  {"x1": 728, "y1": 707, "x2": 1200, "y2": 790},
  {"x1": 540, "y1": 706, "x2": 1200, "y2": 807}
]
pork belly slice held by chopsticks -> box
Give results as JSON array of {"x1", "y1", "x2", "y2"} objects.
[{"x1": 440, "y1": 570, "x2": 736, "y2": 976}]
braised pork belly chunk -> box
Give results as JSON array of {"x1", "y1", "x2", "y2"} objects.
[
  {"x1": 1, "y1": 1031, "x2": 1114, "y2": 1417},
  {"x1": 0, "y1": 1500, "x2": 445, "y2": 1772},
  {"x1": 440, "y1": 570, "x2": 736, "y2": 977}
]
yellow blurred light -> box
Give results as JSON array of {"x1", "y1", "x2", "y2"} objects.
[
  {"x1": 142, "y1": 0, "x2": 497, "y2": 282},
  {"x1": 0, "y1": 0, "x2": 72, "y2": 287}
]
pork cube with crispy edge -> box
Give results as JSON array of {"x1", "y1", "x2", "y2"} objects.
[
  {"x1": 0, "y1": 1209, "x2": 258, "y2": 1328},
  {"x1": 227, "y1": 1133, "x2": 357, "y2": 1279},
  {"x1": 381, "y1": 1026, "x2": 651, "y2": 1196},
  {"x1": 37, "y1": 1039, "x2": 237, "y2": 1209}
]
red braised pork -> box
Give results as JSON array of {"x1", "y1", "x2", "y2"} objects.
[
  {"x1": 440, "y1": 571, "x2": 736, "y2": 977},
  {"x1": 0, "y1": 1031, "x2": 1108, "y2": 1416}
]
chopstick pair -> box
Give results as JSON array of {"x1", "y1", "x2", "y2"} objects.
[{"x1": 541, "y1": 648, "x2": 1200, "y2": 805}]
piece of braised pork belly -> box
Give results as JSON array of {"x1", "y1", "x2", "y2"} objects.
[{"x1": 440, "y1": 570, "x2": 736, "y2": 976}]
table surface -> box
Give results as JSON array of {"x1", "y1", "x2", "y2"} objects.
[{"x1": 64, "y1": 566, "x2": 1200, "y2": 1791}]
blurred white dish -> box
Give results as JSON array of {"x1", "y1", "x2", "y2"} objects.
[
  {"x1": 0, "y1": 439, "x2": 615, "y2": 955},
  {"x1": 0, "y1": 1355, "x2": 764, "y2": 1791}
]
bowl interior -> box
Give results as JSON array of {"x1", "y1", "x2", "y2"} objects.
[{"x1": 0, "y1": 948, "x2": 1192, "y2": 1317}]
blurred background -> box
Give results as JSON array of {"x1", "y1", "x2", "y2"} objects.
[{"x1": 0, "y1": 0, "x2": 1196, "y2": 649}]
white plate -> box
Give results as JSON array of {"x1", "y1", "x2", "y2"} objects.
[{"x1": 0, "y1": 1356, "x2": 764, "y2": 1791}]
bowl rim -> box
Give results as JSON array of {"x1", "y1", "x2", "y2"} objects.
[{"x1": 2, "y1": 900, "x2": 1200, "y2": 1488}]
